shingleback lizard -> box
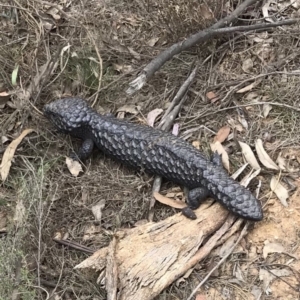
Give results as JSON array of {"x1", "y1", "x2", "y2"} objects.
[{"x1": 44, "y1": 97, "x2": 263, "y2": 221}]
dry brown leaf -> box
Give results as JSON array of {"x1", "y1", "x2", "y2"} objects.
[
  {"x1": 134, "y1": 219, "x2": 148, "y2": 227},
  {"x1": 251, "y1": 285, "x2": 262, "y2": 298},
  {"x1": 0, "y1": 211, "x2": 7, "y2": 231},
  {"x1": 262, "y1": 103, "x2": 272, "y2": 118},
  {"x1": 270, "y1": 176, "x2": 289, "y2": 207},
  {"x1": 113, "y1": 64, "x2": 134, "y2": 74},
  {"x1": 260, "y1": 268, "x2": 291, "y2": 292},
  {"x1": 245, "y1": 91, "x2": 259, "y2": 101},
  {"x1": 147, "y1": 37, "x2": 159, "y2": 47},
  {"x1": 259, "y1": 269, "x2": 272, "y2": 291},
  {"x1": 147, "y1": 108, "x2": 163, "y2": 127},
  {"x1": 82, "y1": 224, "x2": 102, "y2": 241},
  {"x1": 236, "y1": 83, "x2": 255, "y2": 93},
  {"x1": 39, "y1": 12, "x2": 56, "y2": 31},
  {"x1": 231, "y1": 163, "x2": 249, "y2": 180},
  {"x1": 214, "y1": 126, "x2": 230, "y2": 143},
  {"x1": 192, "y1": 140, "x2": 201, "y2": 150},
  {"x1": 238, "y1": 115, "x2": 249, "y2": 130},
  {"x1": 240, "y1": 168, "x2": 261, "y2": 187},
  {"x1": 46, "y1": 5, "x2": 62, "y2": 20},
  {"x1": 262, "y1": 0, "x2": 274, "y2": 23},
  {"x1": 195, "y1": 294, "x2": 207, "y2": 300},
  {"x1": 66, "y1": 157, "x2": 83, "y2": 177},
  {"x1": 0, "y1": 91, "x2": 10, "y2": 105},
  {"x1": 227, "y1": 118, "x2": 244, "y2": 132},
  {"x1": 53, "y1": 231, "x2": 62, "y2": 240},
  {"x1": 199, "y1": 3, "x2": 214, "y2": 20},
  {"x1": 206, "y1": 91, "x2": 219, "y2": 102},
  {"x1": 0, "y1": 91, "x2": 9, "y2": 97},
  {"x1": 255, "y1": 139, "x2": 279, "y2": 170},
  {"x1": 242, "y1": 58, "x2": 253, "y2": 73},
  {"x1": 291, "y1": 0, "x2": 300, "y2": 9},
  {"x1": 172, "y1": 123, "x2": 179, "y2": 136},
  {"x1": 238, "y1": 141, "x2": 261, "y2": 170},
  {"x1": 91, "y1": 199, "x2": 106, "y2": 222},
  {"x1": 210, "y1": 141, "x2": 230, "y2": 172},
  {"x1": 117, "y1": 104, "x2": 139, "y2": 115},
  {"x1": 263, "y1": 242, "x2": 285, "y2": 259},
  {"x1": 1, "y1": 136, "x2": 9, "y2": 144},
  {"x1": 153, "y1": 192, "x2": 186, "y2": 209},
  {"x1": 13, "y1": 199, "x2": 26, "y2": 226},
  {"x1": 0, "y1": 129, "x2": 34, "y2": 181},
  {"x1": 128, "y1": 47, "x2": 141, "y2": 60},
  {"x1": 276, "y1": 152, "x2": 287, "y2": 171},
  {"x1": 235, "y1": 266, "x2": 246, "y2": 283}
]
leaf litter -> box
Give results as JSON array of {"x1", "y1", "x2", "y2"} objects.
[
  {"x1": 0, "y1": 128, "x2": 34, "y2": 181},
  {"x1": 66, "y1": 157, "x2": 83, "y2": 177},
  {"x1": 255, "y1": 139, "x2": 279, "y2": 170},
  {"x1": 270, "y1": 176, "x2": 289, "y2": 207}
]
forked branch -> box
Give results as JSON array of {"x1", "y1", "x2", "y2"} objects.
[{"x1": 126, "y1": 0, "x2": 299, "y2": 94}]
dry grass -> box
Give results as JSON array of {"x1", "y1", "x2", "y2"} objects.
[{"x1": 1, "y1": 0, "x2": 300, "y2": 299}]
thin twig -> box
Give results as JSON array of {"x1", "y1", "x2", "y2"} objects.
[
  {"x1": 53, "y1": 238, "x2": 95, "y2": 254},
  {"x1": 159, "y1": 65, "x2": 198, "y2": 127},
  {"x1": 186, "y1": 222, "x2": 249, "y2": 300}
]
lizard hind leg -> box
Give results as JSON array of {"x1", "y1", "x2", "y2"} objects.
[
  {"x1": 187, "y1": 186, "x2": 210, "y2": 210},
  {"x1": 211, "y1": 151, "x2": 223, "y2": 167},
  {"x1": 70, "y1": 138, "x2": 95, "y2": 161}
]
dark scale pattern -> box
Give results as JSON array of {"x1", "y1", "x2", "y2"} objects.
[{"x1": 44, "y1": 98, "x2": 263, "y2": 221}]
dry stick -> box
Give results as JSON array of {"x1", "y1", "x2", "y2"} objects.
[
  {"x1": 186, "y1": 222, "x2": 249, "y2": 300},
  {"x1": 126, "y1": 0, "x2": 258, "y2": 94},
  {"x1": 159, "y1": 66, "x2": 198, "y2": 128},
  {"x1": 127, "y1": 14, "x2": 299, "y2": 94},
  {"x1": 106, "y1": 236, "x2": 118, "y2": 300},
  {"x1": 53, "y1": 238, "x2": 95, "y2": 254},
  {"x1": 148, "y1": 66, "x2": 198, "y2": 221}
]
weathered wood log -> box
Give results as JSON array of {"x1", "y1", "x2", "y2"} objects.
[{"x1": 75, "y1": 201, "x2": 242, "y2": 300}]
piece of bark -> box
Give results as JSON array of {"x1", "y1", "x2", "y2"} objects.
[{"x1": 75, "y1": 202, "x2": 233, "y2": 300}]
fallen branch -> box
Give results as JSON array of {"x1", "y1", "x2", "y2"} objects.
[
  {"x1": 53, "y1": 238, "x2": 95, "y2": 254},
  {"x1": 127, "y1": 0, "x2": 299, "y2": 94},
  {"x1": 126, "y1": 0, "x2": 259, "y2": 94}
]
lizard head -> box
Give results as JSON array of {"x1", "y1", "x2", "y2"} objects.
[{"x1": 43, "y1": 97, "x2": 93, "y2": 133}]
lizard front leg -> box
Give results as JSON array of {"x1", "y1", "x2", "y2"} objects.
[{"x1": 71, "y1": 138, "x2": 94, "y2": 161}]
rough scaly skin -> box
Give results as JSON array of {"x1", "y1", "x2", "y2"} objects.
[{"x1": 44, "y1": 97, "x2": 263, "y2": 221}]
